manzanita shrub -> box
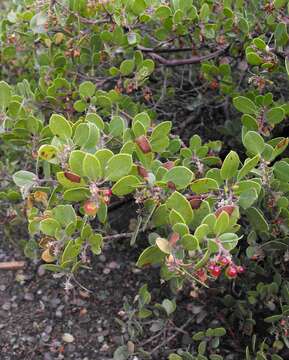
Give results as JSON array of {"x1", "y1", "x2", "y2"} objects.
[{"x1": 1, "y1": 0, "x2": 289, "y2": 359}]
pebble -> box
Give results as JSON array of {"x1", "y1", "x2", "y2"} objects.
[
  {"x1": 62, "y1": 333, "x2": 75, "y2": 343},
  {"x1": 24, "y1": 292, "x2": 34, "y2": 301},
  {"x1": 2, "y1": 302, "x2": 11, "y2": 311},
  {"x1": 99, "y1": 254, "x2": 106, "y2": 262},
  {"x1": 103, "y1": 268, "x2": 111, "y2": 275},
  {"x1": 37, "y1": 266, "x2": 46, "y2": 277},
  {"x1": 97, "y1": 335, "x2": 104, "y2": 343},
  {"x1": 41, "y1": 332, "x2": 50, "y2": 342}
]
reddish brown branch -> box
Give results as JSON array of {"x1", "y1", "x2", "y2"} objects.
[
  {"x1": 0, "y1": 261, "x2": 26, "y2": 270},
  {"x1": 139, "y1": 44, "x2": 229, "y2": 67}
]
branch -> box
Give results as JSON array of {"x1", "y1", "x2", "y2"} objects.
[
  {"x1": 138, "y1": 45, "x2": 196, "y2": 53},
  {"x1": 140, "y1": 45, "x2": 229, "y2": 67},
  {"x1": 0, "y1": 261, "x2": 26, "y2": 270},
  {"x1": 103, "y1": 232, "x2": 133, "y2": 241}
]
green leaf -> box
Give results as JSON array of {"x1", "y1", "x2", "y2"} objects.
[
  {"x1": 151, "y1": 121, "x2": 172, "y2": 140},
  {"x1": 266, "y1": 107, "x2": 285, "y2": 125},
  {"x1": 69, "y1": 150, "x2": 86, "y2": 176},
  {"x1": 181, "y1": 234, "x2": 199, "y2": 251},
  {"x1": 219, "y1": 233, "x2": 240, "y2": 250},
  {"x1": 166, "y1": 191, "x2": 194, "y2": 225},
  {"x1": 237, "y1": 155, "x2": 260, "y2": 181},
  {"x1": 109, "y1": 115, "x2": 125, "y2": 137},
  {"x1": 161, "y1": 299, "x2": 176, "y2": 316},
  {"x1": 95, "y1": 149, "x2": 114, "y2": 172},
  {"x1": 0, "y1": 81, "x2": 12, "y2": 109},
  {"x1": 131, "y1": 0, "x2": 147, "y2": 15},
  {"x1": 61, "y1": 239, "x2": 81, "y2": 264},
  {"x1": 49, "y1": 114, "x2": 72, "y2": 139},
  {"x1": 245, "y1": 207, "x2": 269, "y2": 232},
  {"x1": 137, "y1": 245, "x2": 166, "y2": 267},
  {"x1": 190, "y1": 178, "x2": 219, "y2": 194},
  {"x1": 243, "y1": 131, "x2": 265, "y2": 155},
  {"x1": 63, "y1": 187, "x2": 90, "y2": 202},
  {"x1": 264, "y1": 314, "x2": 283, "y2": 323},
  {"x1": 113, "y1": 345, "x2": 129, "y2": 360},
  {"x1": 155, "y1": 5, "x2": 172, "y2": 19},
  {"x1": 275, "y1": 22, "x2": 288, "y2": 46},
  {"x1": 13, "y1": 170, "x2": 37, "y2": 187},
  {"x1": 238, "y1": 188, "x2": 258, "y2": 209},
  {"x1": 152, "y1": 204, "x2": 169, "y2": 226},
  {"x1": 105, "y1": 154, "x2": 133, "y2": 181},
  {"x1": 120, "y1": 59, "x2": 135, "y2": 75},
  {"x1": 220, "y1": 151, "x2": 240, "y2": 180},
  {"x1": 30, "y1": 12, "x2": 47, "y2": 34},
  {"x1": 246, "y1": 52, "x2": 263, "y2": 66},
  {"x1": 83, "y1": 153, "x2": 102, "y2": 181},
  {"x1": 168, "y1": 354, "x2": 182, "y2": 360},
  {"x1": 52, "y1": 205, "x2": 77, "y2": 226},
  {"x1": 79, "y1": 81, "x2": 96, "y2": 97},
  {"x1": 233, "y1": 97, "x2": 257, "y2": 115},
  {"x1": 88, "y1": 233, "x2": 103, "y2": 255},
  {"x1": 111, "y1": 175, "x2": 141, "y2": 195},
  {"x1": 214, "y1": 211, "x2": 229, "y2": 235},
  {"x1": 40, "y1": 218, "x2": 60, "y2": 236},
  {"x1": 162, "y1": 166, "x2": 194, "y2": 190},
  {"x1": 38, "y1": 145, "x2": 58, "y2": 163},
  {"x1": 274, "y1": 161, "x2": 289, "y2": 182}
]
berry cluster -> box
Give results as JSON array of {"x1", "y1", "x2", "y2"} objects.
[
  {"x1": 207, "y1": 256, "x2": 245, "y2": 279},
  {"x1": 83, "y1": 187, "x2": 113, "y2": 217}
]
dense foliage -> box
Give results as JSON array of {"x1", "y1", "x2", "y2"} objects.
[{"x1": 1, "y1": 0, "x2": 289, "y2": 359}]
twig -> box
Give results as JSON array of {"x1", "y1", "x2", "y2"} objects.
[
  {"x1": 103, "y1": 232, "x2": 134, "y2": 241},
  {"x1": 149, "y1": 317, "x2": 193, "y2": 355},
  {"x1": 141, "y1": 45, "x2": 229, "y2": 67},
  {"x1": 138, "y1": 45, "x2": 195, "y2": 53},
  {"x1": 0, "y1": 261, "x2": 26, "y2": 270}
]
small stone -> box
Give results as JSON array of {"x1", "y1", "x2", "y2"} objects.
[
  {"x1": 103, "y1": 268, "x2": 110, "y2": 275},
  {"x1": 62, "y1": 333, "x2": 75, "y2": 343},
  {"x1": 2, "y1": 302, "x2": 11, "y2": 311},
  {"x1": 24, "y1": 292, "x2": 34, "y2": 301},
  {"x1": 97, "y1": 335, "x2": 104, "y2": 343},
  {"x1": 0, "y1": 285, "x2": 6, "y2": 291},
  {"x1": 99, "y1": 255, "x2": 106, "y2": 262},
  {"x1": 108, "y1": 261, "x2": 118, "y2": 269},
  {"x1": 55, "y1": 310, "x2": 62, "y2": 318},
  {"x1": 100, "y1": 343, "x2": 109, "y2": 352},
  {"x1": 37, "y1": 266, "x2": 46, "y2": 277},
  {"x1": 41, "y1": 333, "x2": 50, "y2": 342}
]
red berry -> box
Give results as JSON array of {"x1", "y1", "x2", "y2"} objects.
[
  {"x1": 210, "y1": 265, "x2": 222, "y2": 278},
  {"x1": 83, "y1": 200, "x2": 98, "y2": 216},
  {"x1": 226, "y1": 266, "x2": 238, "y2": 278},
  {"x1": 219, "y1": 256, "x2": 230, "y2": 266},
  {"x1": 102, "y1": 188, "x2": 112, "y2": 196},
  {"x1": 237, "y1": 266, "x2": 245, "y2": 274},
  {"x1": 208, "y1": 263, "x2": 216, "y2": 272}
]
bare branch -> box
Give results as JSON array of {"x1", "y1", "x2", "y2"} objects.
[{"x1": 139, "y1": 44, "x2": 229, "y2": 67}]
